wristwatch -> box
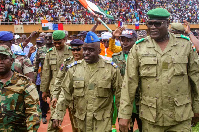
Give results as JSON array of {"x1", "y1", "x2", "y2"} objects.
[{"x1": 188, "y1": 32, "x2": 193, "y2": 36}]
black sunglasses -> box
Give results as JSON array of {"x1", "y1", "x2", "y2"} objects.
[
  {"x1": 71, "y1": 48, "x2": 82, "y2": 51},
  {"x1": 147, "y1": 21, "x2": 165, "y2": 28}
]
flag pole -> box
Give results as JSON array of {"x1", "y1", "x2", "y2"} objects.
[{"x1": 87, "y1": 7, "x2": 112, "y2": 33}]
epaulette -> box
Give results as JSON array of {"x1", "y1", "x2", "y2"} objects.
[
  {"x1": 47, "y1": 48, "x2": 53, "y2": 53},
  {"x1": 136, "y1": 38, "x2": 145, "y2": 45},
  {"x1": 68, "y1": 46, "x2": 71, "y2": 50},
  {"x1": 106, "y1": 61, "x2": 118, "y2": 68},
  {"x1": 180, "y1": 34, "x2": 190, "y2": 41},
  {"x1": 64, "y1": 56, "x2": 73, "y2": 62}
]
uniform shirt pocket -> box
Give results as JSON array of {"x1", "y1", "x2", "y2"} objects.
[
  {"x1": 97, "y1": 81, "x2": 111, "y2": 97},
  {"x1": 50, "y1": 60, "x2": 57, "y2": 71},
  {"x1": 174, "y1": 95, "x2": 193, "y2": 121},
  {"x1": 140, "y1": 57, "x2": 157, "y2": 77},
  {"x1": 140, "y1": 96, "x2": 157, "y2": 123},
  {"x1": 172, "y1": 56, "x2": 188, "y2": 75},
  {"x1": 73, "y1": 81, "x2": 84, "y2": 97}
]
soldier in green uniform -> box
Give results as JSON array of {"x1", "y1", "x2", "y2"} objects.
[
  {"x1": 0, "y1": 31, "x2": 35, "y2": 82},
  {"x1": 52, "y1": 31, "x2": 122, "y2": 132},
  {"x1": 0, "y1": 45, "x2": 41, "y2": 131},
  {"x1": 51, "y1": 39, "x2": 84, "y2": 132},
  {"x1": 118, "y1": 8, "x2": 199, "y2": 132},
  {"x1": 112, "y1": 29, "x2": 142, "y2": 132},
  {"x1": 40, "y1": 30, "x2": 72, "y2": 132}
]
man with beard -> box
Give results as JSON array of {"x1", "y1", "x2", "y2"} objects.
[
  {"x1": 51, "y1": 39, "x2": 84, "y2": 132},
  {"x1": 118, "y1": 8, "x2": 199, "y2": 132},
  {"x1": 40, "y1": 30, "x2": 72, "y2": 132},
  {"x1": 112, "y1": 29, "x2": 142, "y2": 132},
  {"x1": 0, "y1": 45, "x2": 41, "y2": 131},
  {"x1": 52, "y1": 31, "x2": 122, "y2": 132}
]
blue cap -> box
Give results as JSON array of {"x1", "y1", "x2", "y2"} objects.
[
  {"x1": 0, "y1": 31, "x2": 13, "y2": 41},
  {"x1": 84, "y1": 31, "x2": 100, "y2": 43},
  {"x1": 70, "y1": 39, "x2": 84, "y2": 46}
]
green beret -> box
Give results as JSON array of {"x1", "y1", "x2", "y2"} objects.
[
  {"x1": 170, "y1": 23, "x2": 185, "y2": 31},
  {"x1": 147, "y1": 8, "x2": 170, "y2": 19},
  {"x1": 52, "y1": 30, "x2": 65, "y2": 40}
]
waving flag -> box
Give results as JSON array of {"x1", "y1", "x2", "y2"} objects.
[
  {"x1": 77, "y1": 0, "x2": 114, "y2": 20},
  {"x1": 135, "y1": 21, "x2": 139, "y2": 30},
  {"x1": 42, "y1": 20, "x2": 49, "y2": 30}
]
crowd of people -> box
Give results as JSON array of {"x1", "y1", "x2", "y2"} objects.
[
  {"x1": 0, "y1": 7, "x2": 199, "y2": 132},
  {"x1": 0, "y1": 0, "x2": 199, "y2": 24}
]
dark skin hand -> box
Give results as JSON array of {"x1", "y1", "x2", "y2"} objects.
[{"x1": 192, "y1": 113, "x2": 199, "y2": 126}]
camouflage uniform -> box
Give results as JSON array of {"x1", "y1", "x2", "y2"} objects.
[
  {"x1": 40, "y1": 45, "x2": 72, "y2": 132},
  {"x1": 0, "y1": 72, "x2": 41, "y2": 132},
  {"x1": 34, "y1": 45, "x2": 47, "y2": 73},
  {"x1": 118, "y1": 33, "x2": 199, "y2": 131},
  {"x1": 53, "y1": 57, "x2": 122, "y2": 132},
  {"x1": 12, "y1": 54, "x2": 35, "y2": 81}
]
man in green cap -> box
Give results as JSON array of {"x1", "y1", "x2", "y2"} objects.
[
  {"x1": 51, "y1": 31, "x2": 122, "y2": 132},
  {"x1": 118, "y1": 8, "x2": 199, "y2": 132},
  {"x1": 0, "y1": 45, "x2": 41, "y2": 131},
  {"x1": 40, "y1": 30, "x2": 72, "y2": 132}
]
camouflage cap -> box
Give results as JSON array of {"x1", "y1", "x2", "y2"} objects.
[
  {"x1": 147, "y1": 8, "x2": 170, "y2": 20},
  {"x1": 52, "y1": 30, "x2": 65, "y2": 41},
  {"x1": 170, "y1": 23, "x2": 185, "y2": 31},
  {"x1": 0, "y1": 45, "x2": 13, "y2": 56}
]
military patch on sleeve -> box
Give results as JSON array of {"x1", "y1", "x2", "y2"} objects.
[
  {"x1": 136, "y1": 38, "x2": 145, "y2": 45},
  {"x1": 111, "y1": 62, "x2": 118, "y2": 68},
  {"x1": 60, "y1": 64, "x2": 64, "y2": 71},
  {"x1": 47, "y1": 48, "x2": 53, "y2": 53},
  {"x1": 192, "y1": 43, "x2": 197, "y2": 51}
]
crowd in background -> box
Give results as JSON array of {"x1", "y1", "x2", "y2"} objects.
[{"x1": 0, "y1": 0, "x2": 199, "y2": 24}]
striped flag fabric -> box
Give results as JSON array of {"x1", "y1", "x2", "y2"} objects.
[
  {"x1": 77, "y1": 0, "x2": 114, "y2": 20},
  {"x1": 118, "y1": 21, "x2": 123, "y2": 27},
  {"x1": 135, "y1": 21, "x2": 139, "y2": 30},
  {"x1": 42, "y1": 20, "x2": 49, "y2": 30}
]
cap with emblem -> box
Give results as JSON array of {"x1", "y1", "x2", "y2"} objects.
[
  {"x1": 36, "y1": 37, "x2": 45, "y2": 43},
  {"x1": 147, "y1": 8, "x2": 170, "y2": 20},
  {"x1": 170, "y1": 23, "x2": 185, "y2": 31},
  {"x1": 0, "y1": 45, "x2": 13, "y2": 56},
  {"x1": 84, "y1": 31, "x2": 100, "y2": 43},
  {"x1": 70, "y1": 39, "x2": 84, "y2": 46},
  {"x1": 52, "y1": 30, "x2": 65, "y2": 41},
  {"x1": 0, "y1": 31, "x2": 13, "y2": 41},
  {"x1": 121, "y1": 29, "x2": 137, "y2": 38},
  {"x1": 101, "y1": 32, "x2": 112, "y2": 40}
]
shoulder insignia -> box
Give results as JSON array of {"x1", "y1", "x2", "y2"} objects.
[
  {"x1": 110, "y1": 62, "x2": 118, "y2": 68},
  {"x1": 66, "y1": 61, "x2": 78, "y2": 69},
  {"x1": 180, "y1": 34, "x2": 190, "y2": 41},
  {"x1": 136, "y1": 38, "x2": 145, "y2": 45},
  {"x1": 68, "y1": 46, "x2": 71, "y2": 50},
  {"x1": 64, "y1": 56, "x2": 73, "y2": 62},
  {"x1": 47, "y1": 48, "x2": 53, "y2": 53}
]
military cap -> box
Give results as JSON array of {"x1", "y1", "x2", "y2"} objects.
[
  {"x1": 36, "y1": 37, "x2": 45, "y2": 43},
  {"x1": 170, "y1": 23, "x2": 185, "y2": 31},
  {"x1": 121, "y1": 29, "x2": 137, "y2": 38},
  {"x1": 52, "y1": 30, "x2": 65, "y2": 41},
  {"x1": 84, "y1": 31, "x2": 100, "y2": 43},
  {"x1": 147, "y1": 8, "x2": 170, "y2": 19},
  {"x1": 77, "y1": 31, "x2": 87, "y2": 37},
  {"x1": 70, "y1": 39, "x2": 84, "y2": 46},
  {"x1": 0, "y1": 31, "x2": 13, "y2": 41},
  {"x1": 0, "y1": 45, "x2": 13, "y2": 56}
]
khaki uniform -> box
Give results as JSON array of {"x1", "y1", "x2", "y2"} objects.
[
  {"x1": 118, "y1": 33, "x2": 199, "y2": 131},
  {"x1": 53, "y1": 57, "x2": 122, "y2": 132},
  {"x1": 40, "y1": 45, "x2": 72, "y2": 132},
  {"x1": 0, "y1": 72, "x2": 41, "y2": 132}
]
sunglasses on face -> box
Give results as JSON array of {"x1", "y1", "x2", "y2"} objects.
[
  {"x1": 71, "y1": 48, "x2": 82, "y2": 51},
  {"x1": 147, "y1": 21, "x2": 165, "y2": 28}
]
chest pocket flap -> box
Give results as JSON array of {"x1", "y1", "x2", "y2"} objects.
[
  {"x1": 73, "y1": 81, "x2": 84, "y2": 96},
  {"x1": 97, "y1": 81, "x2": 111, "y2": 97},
  {"x1": 140, "y1": 57, "x2": 157, "y2": 77},
  {"x1": 173, "y1": 56, "x2": 188, "y2": 75}
]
